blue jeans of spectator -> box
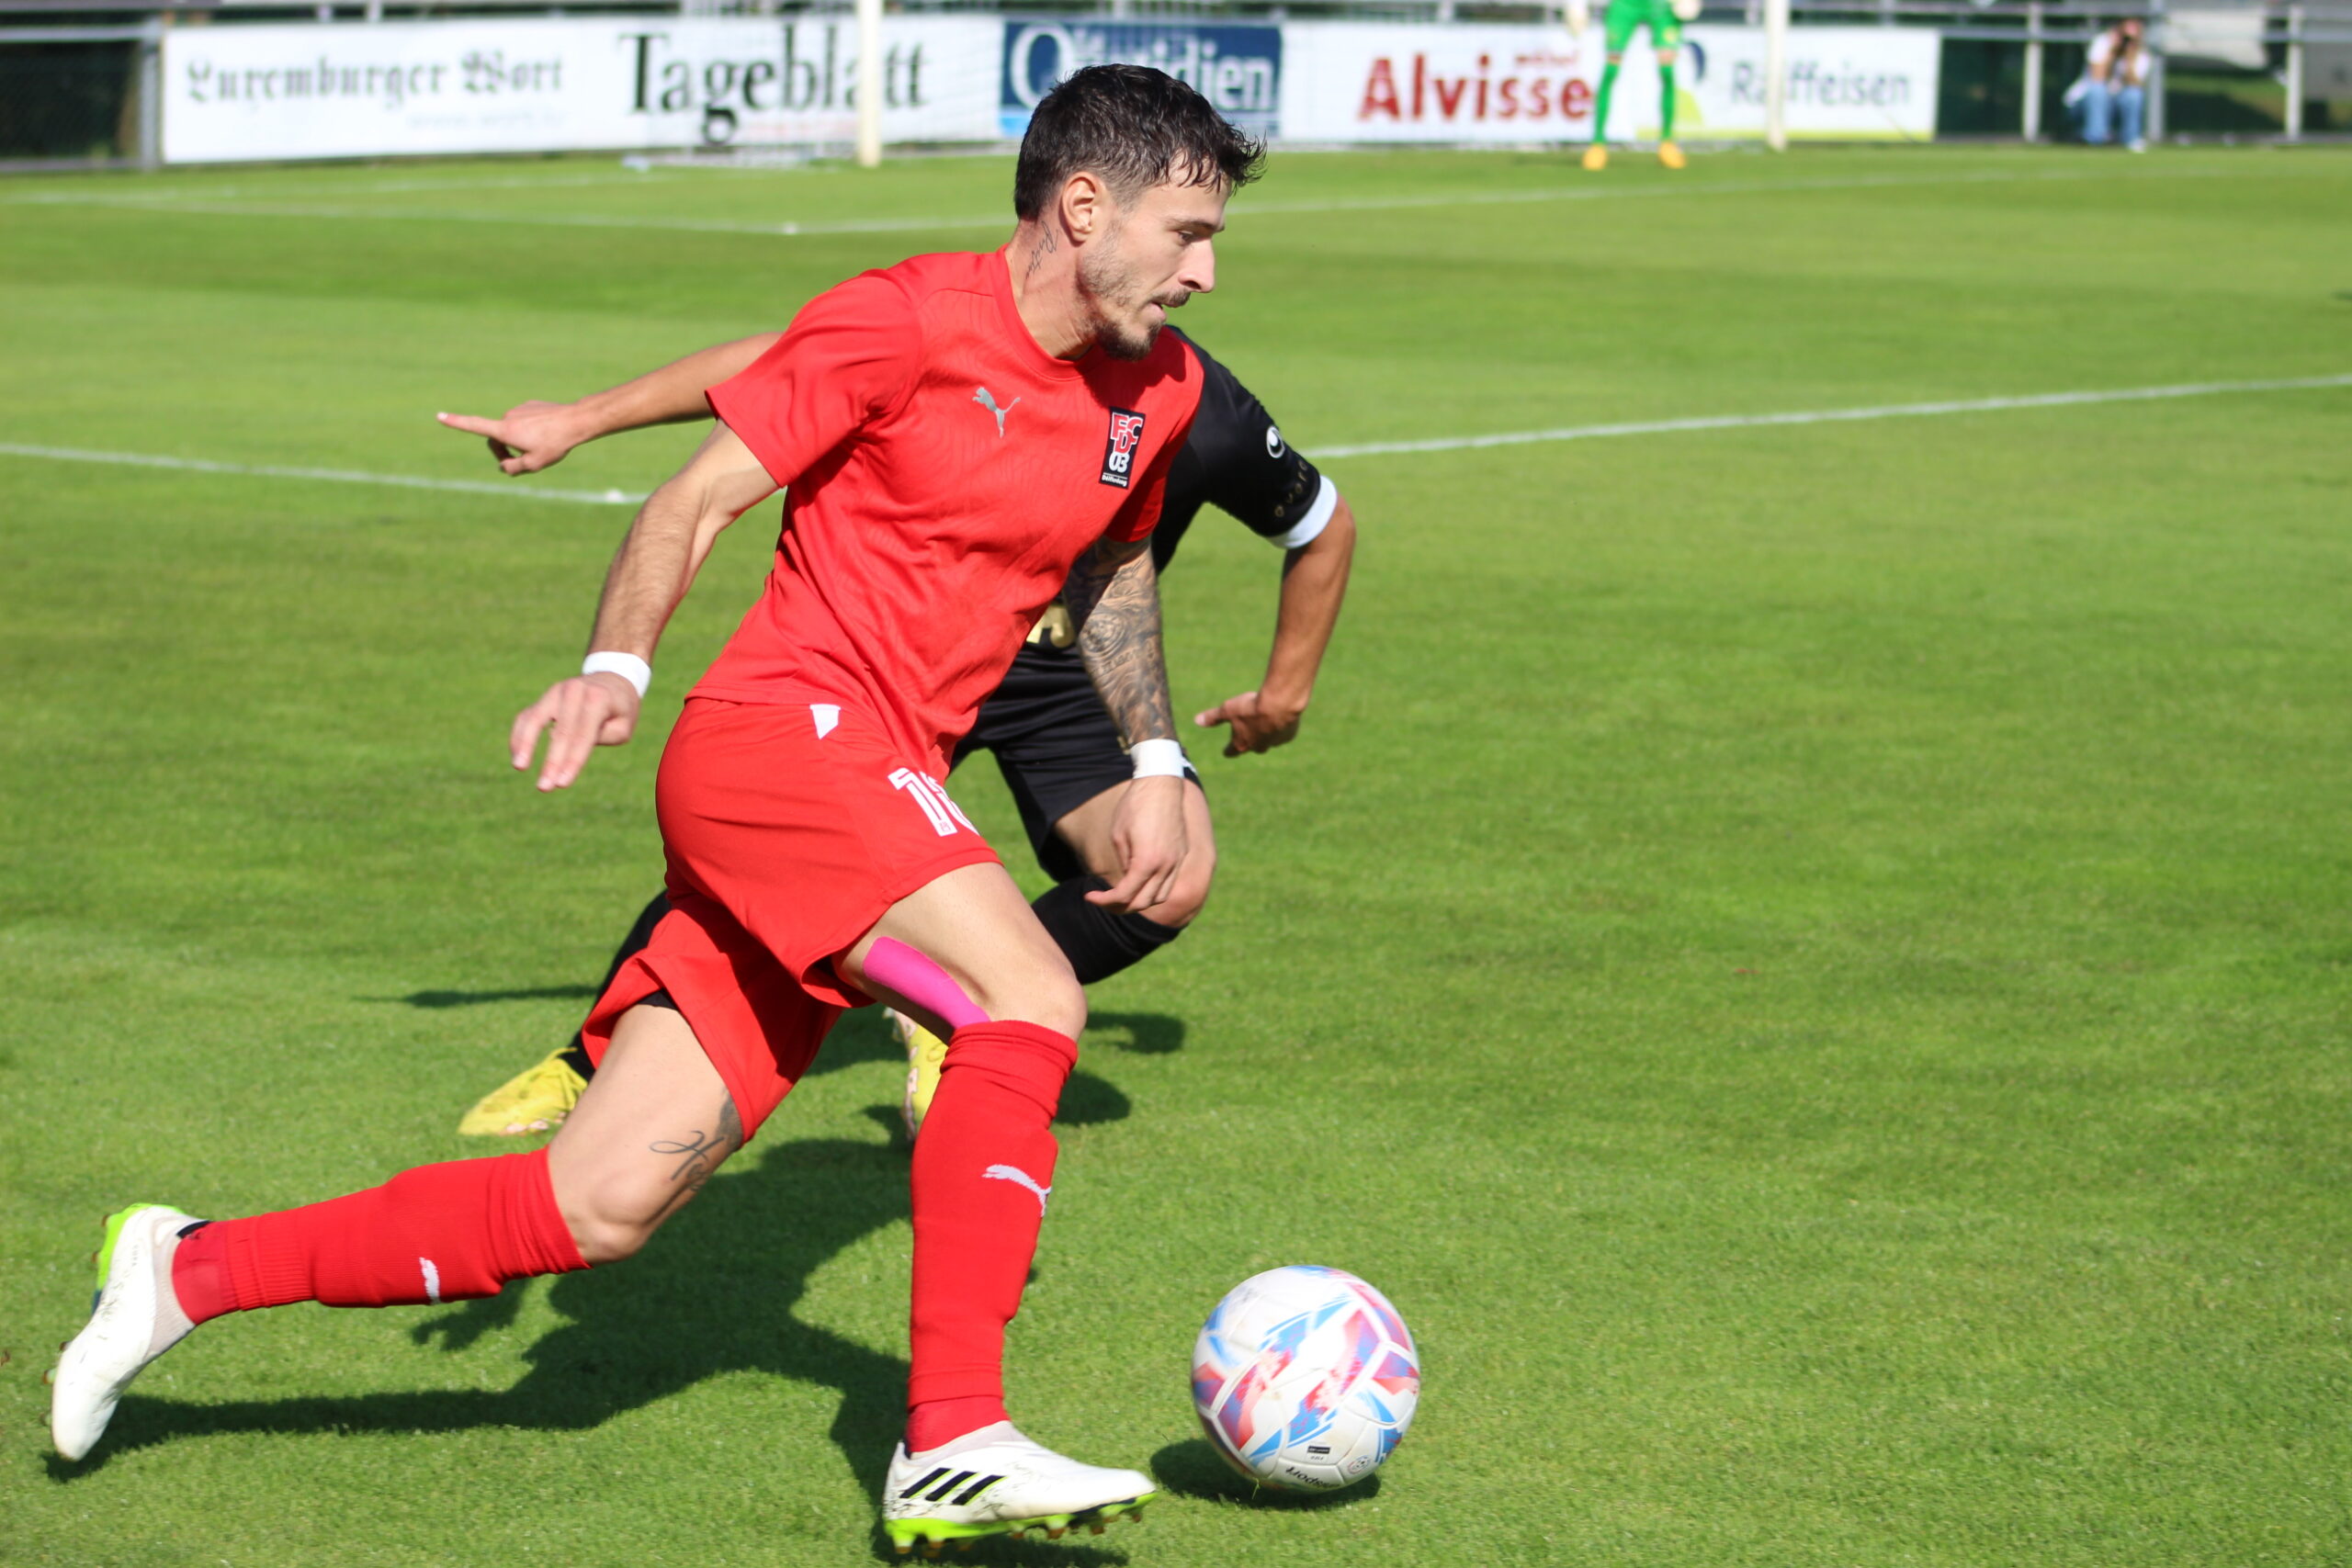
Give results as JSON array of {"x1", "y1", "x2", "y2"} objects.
[{"x1": 2077, "y1": 82, "x2": 2145, "y2": 144}]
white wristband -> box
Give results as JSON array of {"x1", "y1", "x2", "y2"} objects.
[
  {"x1": 1129, "y1": 738, "x2": 1188, "y2": 779},
  {"x1": 582, "y1": 651, "x2": 650, "y2": 699}
]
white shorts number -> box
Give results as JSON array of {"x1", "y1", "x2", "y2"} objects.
[{"x1": 888, "y1": 768, "x2": 975, "y2": 838}]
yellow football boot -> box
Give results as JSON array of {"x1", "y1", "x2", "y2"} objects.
[
  {"x1": 894, "y1": 1010, "x2": 951, "y2": 1141},
  {"x1": 1657, "y1": 141, "x2": 1687, "y2": 169},
  {"x1": 458, "y1": 1047, "x2": 585, "y2": 1136},
  {"x1": 1580, "y1": 142, "x2": 1609, "y2": 171}
]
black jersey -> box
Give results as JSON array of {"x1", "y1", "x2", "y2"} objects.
[
  {"x1": 1016, "y1": 332, "x2": 1335, "y2": 653},
  {"x1": 963, "y1": 333, "x2": 1337, "y2": 871},
  {"x1": 1148, "y1": 328, "x2": 1333, "y2": 574}
]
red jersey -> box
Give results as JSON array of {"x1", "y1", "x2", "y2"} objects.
[{"x1": 698, "y1": 250, "x2": 1203, "y2": 772}]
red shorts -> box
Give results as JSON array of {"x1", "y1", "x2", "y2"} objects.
[{"x1": 580, "y1": 696, "x2": 1000, "y2": 1136}]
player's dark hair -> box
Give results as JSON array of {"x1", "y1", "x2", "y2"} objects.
[{"x1": 1013, "y1": 64, "x2": 1265, "y2": 220}]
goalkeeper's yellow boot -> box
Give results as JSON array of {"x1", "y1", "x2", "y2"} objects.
[
  {"x1": 1580, "y1": 141, "x2": 1609, "y2": 171},
  {"x1": 1657, "y1": 141, "x2": 1687, "y2": 169},
  {"x1": 894, "y1": 1010, "x2": 950, "y2": 1141},
  {"x1": 458, "y1": 1047, "x2": 586, "y2": 1136}
]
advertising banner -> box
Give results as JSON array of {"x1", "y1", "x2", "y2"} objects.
[
  {"x1": 1279, "y1": 20, "x2": 1938, "y2": 143},
  {"x1": 163, "y1": 16, "x2": 999, "y2": 164},
  {"x1": 998, "y1": 17, "x2": 1282, "y2": 139},
  {"x1": 161, "y1": 14, "x2": 1933, "y2": 163}
]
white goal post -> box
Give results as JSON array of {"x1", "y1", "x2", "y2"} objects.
[{"x1": 854, "y1": 0, "x2": 883, "y2": 166}]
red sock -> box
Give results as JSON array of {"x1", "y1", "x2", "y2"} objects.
[
  {"x1": 171, "y1": 1150, "x2": 584, "y2": 1323},
  {"x1": 906, "y1": 1395, "x2": 1008, "y2": 1456},
  {"x1": 906, "y1": 1020, "x2": 1076, "y2": 1450}
]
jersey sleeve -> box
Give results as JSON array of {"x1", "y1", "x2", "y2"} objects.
[
  {"x1": 1189, "y1": 348, "x2": 1339, "y2": 550},
  {"x1": 706, "y1": 271, "x2": 921, "y2": 490}
]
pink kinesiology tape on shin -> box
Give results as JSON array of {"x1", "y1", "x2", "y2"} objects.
[{"x1": 865, "y1": 937, "x2": 990, "y2": 1031}]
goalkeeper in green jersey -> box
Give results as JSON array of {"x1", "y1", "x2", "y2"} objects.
[{"x1": 1577, "y1": 0, "x2": 1698, "y2": 170}]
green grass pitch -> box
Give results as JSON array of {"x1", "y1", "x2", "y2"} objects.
[{"x1": 3, "y1": 144, "x2": 2348, "y2": 1566}]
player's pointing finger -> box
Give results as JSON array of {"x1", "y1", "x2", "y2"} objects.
[
  {"x1": 540, "y1": 682, "x2": 603, "y2": 791},
  {"x1": 510, "y1": 688, "x2": 561, "y2": 771}
]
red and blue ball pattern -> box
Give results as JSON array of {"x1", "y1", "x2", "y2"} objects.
[{"x1": 1191, "y1": 1265, "x2": 1420, "y2": 1491}]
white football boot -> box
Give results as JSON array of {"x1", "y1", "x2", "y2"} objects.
[
  {"x1": 883, "y1": 1421, "x2": 1154, "y2": 1555},
  {"x1": 51, "y1": 1203, "x2": 199, "y2": 1461}
]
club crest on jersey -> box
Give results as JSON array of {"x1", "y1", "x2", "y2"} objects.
[{"x1": 1099, "y1": 408, "x2": 1147, "y2": 488}]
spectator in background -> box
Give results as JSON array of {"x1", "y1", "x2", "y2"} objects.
[{"x1": 2068, "y1": 17, "x2": 2152, "y2": 150}]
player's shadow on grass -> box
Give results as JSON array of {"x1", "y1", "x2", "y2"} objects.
[
  {"x1": 56, "y1": 1027, "x2": 1139, "y2": 1563},
  {"x1": 65, "y1": 1128, "x2": 1131, "y2": 1563},
  {"x1": 372, "y1": 984, "x2": 600, "y2": 1009},
  {"x1": 59, "y1": 1134, "x2": 910, "y2": 1477},
  {"x1": 1085, "y1": 1012, "x2": 1184, "y2": 1055},
  {"x1": 1147, "y1": 1438, "x2": 1381, "y2": 1510},
  {"x1": 368, "y1": 980, "x2": 1182, "y2": 1064}
]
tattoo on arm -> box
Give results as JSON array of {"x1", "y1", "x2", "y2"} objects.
[
  {"x1": 647, "y1": 1094, "x2": 743, "y2": 1220},
  {"x1": 1067, "y1": 538, "x2": 1176, "y2": 747}
]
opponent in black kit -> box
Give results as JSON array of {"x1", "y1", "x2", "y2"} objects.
[{"x1": 437, "y1": 325, "x2": 1355, "y2": 1135}]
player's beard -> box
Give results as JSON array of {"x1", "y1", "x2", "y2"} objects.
[{"x1": 1078, "y1": 242, "x2": 1186, "y2": 362}]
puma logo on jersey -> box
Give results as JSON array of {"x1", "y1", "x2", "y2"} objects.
[
  {"x1": 973, "y1": 386, "x2": 1020, "y2": 437},
  {"x1": 983, "y1": 1163, "x2": 1052, "y2": 1214}
]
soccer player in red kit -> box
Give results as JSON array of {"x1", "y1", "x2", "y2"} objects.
[{"x1": 51, "y1": 65, "x2": 1262, "y2": 1553}]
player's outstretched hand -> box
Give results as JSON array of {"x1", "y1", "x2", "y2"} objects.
[
  {"x1": 1089, "y1": 773, "x2": 1188, "y2": 913},
  {"x1": 1194, "y1": 690, "x2": 1302, "y2": 757},
  {"x1": 435, "y1": 400, "x2": 583, "y2": 475},
  {"x1": 511, "y1": 672, "x2": 640, "y2": 792}
]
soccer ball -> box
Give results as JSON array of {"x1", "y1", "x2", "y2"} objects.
[{"x1": 1191, "y1": 1265, "x2": 1420, "y2": 1492}]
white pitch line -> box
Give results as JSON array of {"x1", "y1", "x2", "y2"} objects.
[
  {"x1": 0, "y1": 197, "x2": 1008, "y2": 237},
  {"x1": 1238, "y1": 163, "x2": 2190, "y2": 218},
  {"x1": 0, "y1": 164, "x2": 2221, "y2": 237},
  {"x1": 0, "y1": 442, "x2": 639, "y2": 505},
  {"x1": 1316, "y1": 372, "x2": 2352, "y2": 459},
  {"x1": 11, "y1": 169, "x2": 700, "y2": 206},
  {"x1": 6, "y1": 371, "x2": 2345, "y2": 503}
]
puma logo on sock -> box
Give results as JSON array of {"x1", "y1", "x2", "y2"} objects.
[{"x1": 981, "y1": 1164, "x2": 1051, "y2": 1215}]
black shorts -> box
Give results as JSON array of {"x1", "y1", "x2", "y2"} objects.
[{"x1": 954, "y1": 642, "x2": 1200, "y2": 885}]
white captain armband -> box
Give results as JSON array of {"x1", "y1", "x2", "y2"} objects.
[
  {"x1": 1129, "y1": 739, "x2": 1189, "y2": 780},
  {"x1": 582, "y1": 650, "x2": 651, "y2": 698},
  {"x1": 1270, "y1": 477, "x2": 1340, "y2": 551}
]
